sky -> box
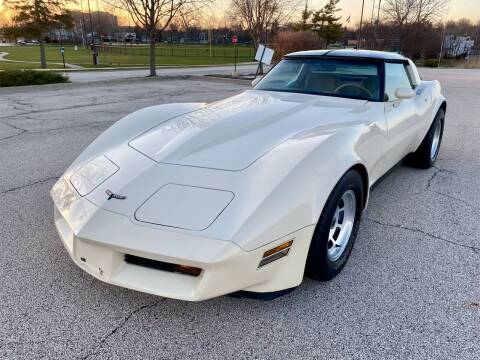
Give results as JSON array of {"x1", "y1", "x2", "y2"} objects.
[
  {"x1": 310, "y1": 0, "x2": 480, "y2": 25},
  {"x1": 0, "y1": 0, "x2": 479, "y2": 27}
]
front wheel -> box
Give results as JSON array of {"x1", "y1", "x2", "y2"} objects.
[
  {"x1": 406, "y1": 109, "x2": 445, "y2": 169},
  {"x1": 305, "y1": 170, "x2": 364, "y2": 281}
]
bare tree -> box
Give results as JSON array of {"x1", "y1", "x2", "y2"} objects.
[
  {"x1": 383, "y1": 0, "x2": 449, "y2": 26},
  {"x1": 176, "y1": 5, "x2": 199, "y2": 32},
  {"x1": 117, "y1": 0, "x2": 207, "y2": 76},
  {"x1": 231, "y1": 0, "x2": 299, "y2": 49}
]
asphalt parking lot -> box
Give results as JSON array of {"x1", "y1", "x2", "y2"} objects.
[{"x1": 1, "y1": 69, "x2": 479, "y2": 359}]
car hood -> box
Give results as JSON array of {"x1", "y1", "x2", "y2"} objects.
[{"x1": 129, "y1": 90, "x2": 368, "y2": 171}]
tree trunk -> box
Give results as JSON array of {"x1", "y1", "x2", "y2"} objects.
[
  {"x1": 39, "y1": 37, "x2": 47, "y2": 69},
  {"x1": 149, "y1": 32, "x2": 156, "y2": 77}
]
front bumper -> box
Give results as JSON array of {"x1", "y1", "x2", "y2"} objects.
[{"x1": 53, "y1": 183, "x2": 314, "y2": 301}]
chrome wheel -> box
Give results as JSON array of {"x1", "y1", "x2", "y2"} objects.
[
  {"x1": 431, "y1": 120, "x2": 442, "y2": 160},
  {"x1": 327, "y1": 190, "x2": 356, "y2": 262}
]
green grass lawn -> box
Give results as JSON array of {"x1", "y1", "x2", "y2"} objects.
[
  {"x1": 0, "y1": 60, "x2": 39, "y2": 70},
  {"x1": 0, "y1": 44, "x2": 255, "y2": 70}
]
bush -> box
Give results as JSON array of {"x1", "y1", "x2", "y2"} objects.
[
  {"x1": 0, "y1": 70, "x2": 70, "y2": 87},
  {"x1": 271, "y1": 31, "x2": 324, "y2": 62},
  {"x1": 423, "y1": 58, "x2": 439, "y2": 67}
]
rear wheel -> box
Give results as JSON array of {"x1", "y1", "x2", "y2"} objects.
[
  {"x1": 406, "y1": 109, "x2": 445, "y2": 169},
  {"x1": 306, "y1": 170, "x2": 364, "y2": 281}
]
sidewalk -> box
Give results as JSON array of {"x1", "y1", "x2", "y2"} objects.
[{"x1": 64, "y1": 64, "x2": 259, "y2": 83}]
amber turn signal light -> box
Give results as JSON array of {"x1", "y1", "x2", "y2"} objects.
[
  {"x1": 258, "y1": 239, "x2": 294, "y2": 268},
  {"x1": 263, "y1": 239, "x2": 294, "y2": 258}
]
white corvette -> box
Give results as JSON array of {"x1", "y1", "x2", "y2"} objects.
[{"x1": 52, "y1": 50, "x2": 446, "y2": 301}]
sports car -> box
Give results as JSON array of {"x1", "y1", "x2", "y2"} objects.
[{"x1": 51, "y1": 50, "x2": 446, "y2": 301}]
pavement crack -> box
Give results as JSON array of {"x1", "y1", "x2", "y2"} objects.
[
  {"x1": 5, "y1": 122, "x2": 28, "y2": 132},
  {"x1": 0, "y1": 122, "x2": 28, "y2": 140},
  {"x1": 427, "y1": 166, "x2": 453, "y2": 191},
  {"x1": 427, "y1": 188, "x2": 480, "y2": 211},
  {"x1": 0, "y1": 99, "x2": 130, "y2": 120},
  {"x1": 1, "y1": 176, "x2": 58, "y2": 195},
  {"x1": 424, "y1": 167, "x2": 479, "y2": 210},
  {"x1": 366, "y1": 218, "x2": 480, "y2": 255},
  {"x1": 0, "y1": 120, "x2": 114, "y2": 144},
  {"x1": 81, "y1": 300, "x2": 164, "y2": 360}
]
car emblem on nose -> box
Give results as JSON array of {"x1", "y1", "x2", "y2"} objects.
[{"x1": 105, "y1": 189, "x2": 126, "y2": 200}]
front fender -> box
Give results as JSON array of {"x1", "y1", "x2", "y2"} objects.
[{"x1": 232, "y1": 122, "x2": 374, "y2": 252}]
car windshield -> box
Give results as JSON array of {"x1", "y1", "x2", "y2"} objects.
[{"x1": 255, "y1": 58, "x2": 381, "y2": 101}]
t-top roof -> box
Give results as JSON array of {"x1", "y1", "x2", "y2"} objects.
[{"x1": 285, "y1": 49, "x2": 407, "y2": 61}]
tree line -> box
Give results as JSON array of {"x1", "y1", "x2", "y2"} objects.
[{"x1": 2, "y1": 0, "x2": 480, "y2": 74}]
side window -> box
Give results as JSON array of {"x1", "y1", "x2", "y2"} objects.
[{"x1": 384, "y1": 63, "x2": 413, "y2": 101}]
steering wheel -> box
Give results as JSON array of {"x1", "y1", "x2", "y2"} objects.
[{"x1": 334, "y1": 83, "x2": 373, "y2": 98}]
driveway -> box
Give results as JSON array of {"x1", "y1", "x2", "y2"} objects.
[{"x1": 0, "y1": 70, "x2": 479, "y2": 359}]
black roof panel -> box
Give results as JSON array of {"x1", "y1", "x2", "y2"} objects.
[{"x1": 285, "y1": 49, "x2": 407, "y2": 61}]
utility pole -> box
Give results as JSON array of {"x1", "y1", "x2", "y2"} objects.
[
  {"x1": 374, "y1": 0, "x2": 382, "y2": 49},
  {"x1": 358, "y1": 0, "x2": 365, "y2": 49}
]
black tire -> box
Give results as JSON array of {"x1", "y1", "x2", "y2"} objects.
[
  {"x1": 305, "y1": 170, "x2": 364, "y2": 281},
  {"x1": 406, "y1": 109, "x2": 445, "y2": 169}
]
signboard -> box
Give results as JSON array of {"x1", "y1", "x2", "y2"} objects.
[
  {"x1": 254, "y1": 44, "x2": 274, "y2": 65},
  {"x1": 232, "y1": 35, "x2": 238, "y2": 44},
  {"x1": 60, "y1": 47, "x2": 65, "y2": 54}
]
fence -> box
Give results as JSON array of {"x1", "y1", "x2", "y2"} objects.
[{"x1": 98, "y1": 45, "x2": 255, "y2": 59}]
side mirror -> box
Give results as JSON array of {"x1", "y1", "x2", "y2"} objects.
[
  {"x1": 395, "y1": 87, "x2": 415, "y2": 99},
  {"x1": 251, "y1": 76, "x2": 263, "y2": 87}
]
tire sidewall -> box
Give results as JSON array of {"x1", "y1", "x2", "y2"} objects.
[
  {"x1": 430, "y1": 109, "x2": 445, "y2": 163},
  {"x1": 306, "y1": 170, "x2": 364, "y2": 280},
  {"x1": 409, "y1": 108, "x2": 445, "y2": 168}
]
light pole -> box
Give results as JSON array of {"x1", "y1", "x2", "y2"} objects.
[{"x1": 358, "y1": 0, "x2": 365, "y2": 49}]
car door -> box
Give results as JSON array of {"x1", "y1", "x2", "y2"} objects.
[{"x1": 383, "y1": 62, "x2": 424, "y2": 169}]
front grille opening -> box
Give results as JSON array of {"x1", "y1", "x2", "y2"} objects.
[{"x1": 124, "y1": 254, "x2": 202, "y2": 277}]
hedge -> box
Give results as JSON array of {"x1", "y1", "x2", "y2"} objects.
[{"x1": 0, "y1": 70, "x2": 70, "y2": 87}]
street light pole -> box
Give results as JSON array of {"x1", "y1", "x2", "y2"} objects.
[{"x1": 358, "y1": 0, "x2": 365, "y2": 49}]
